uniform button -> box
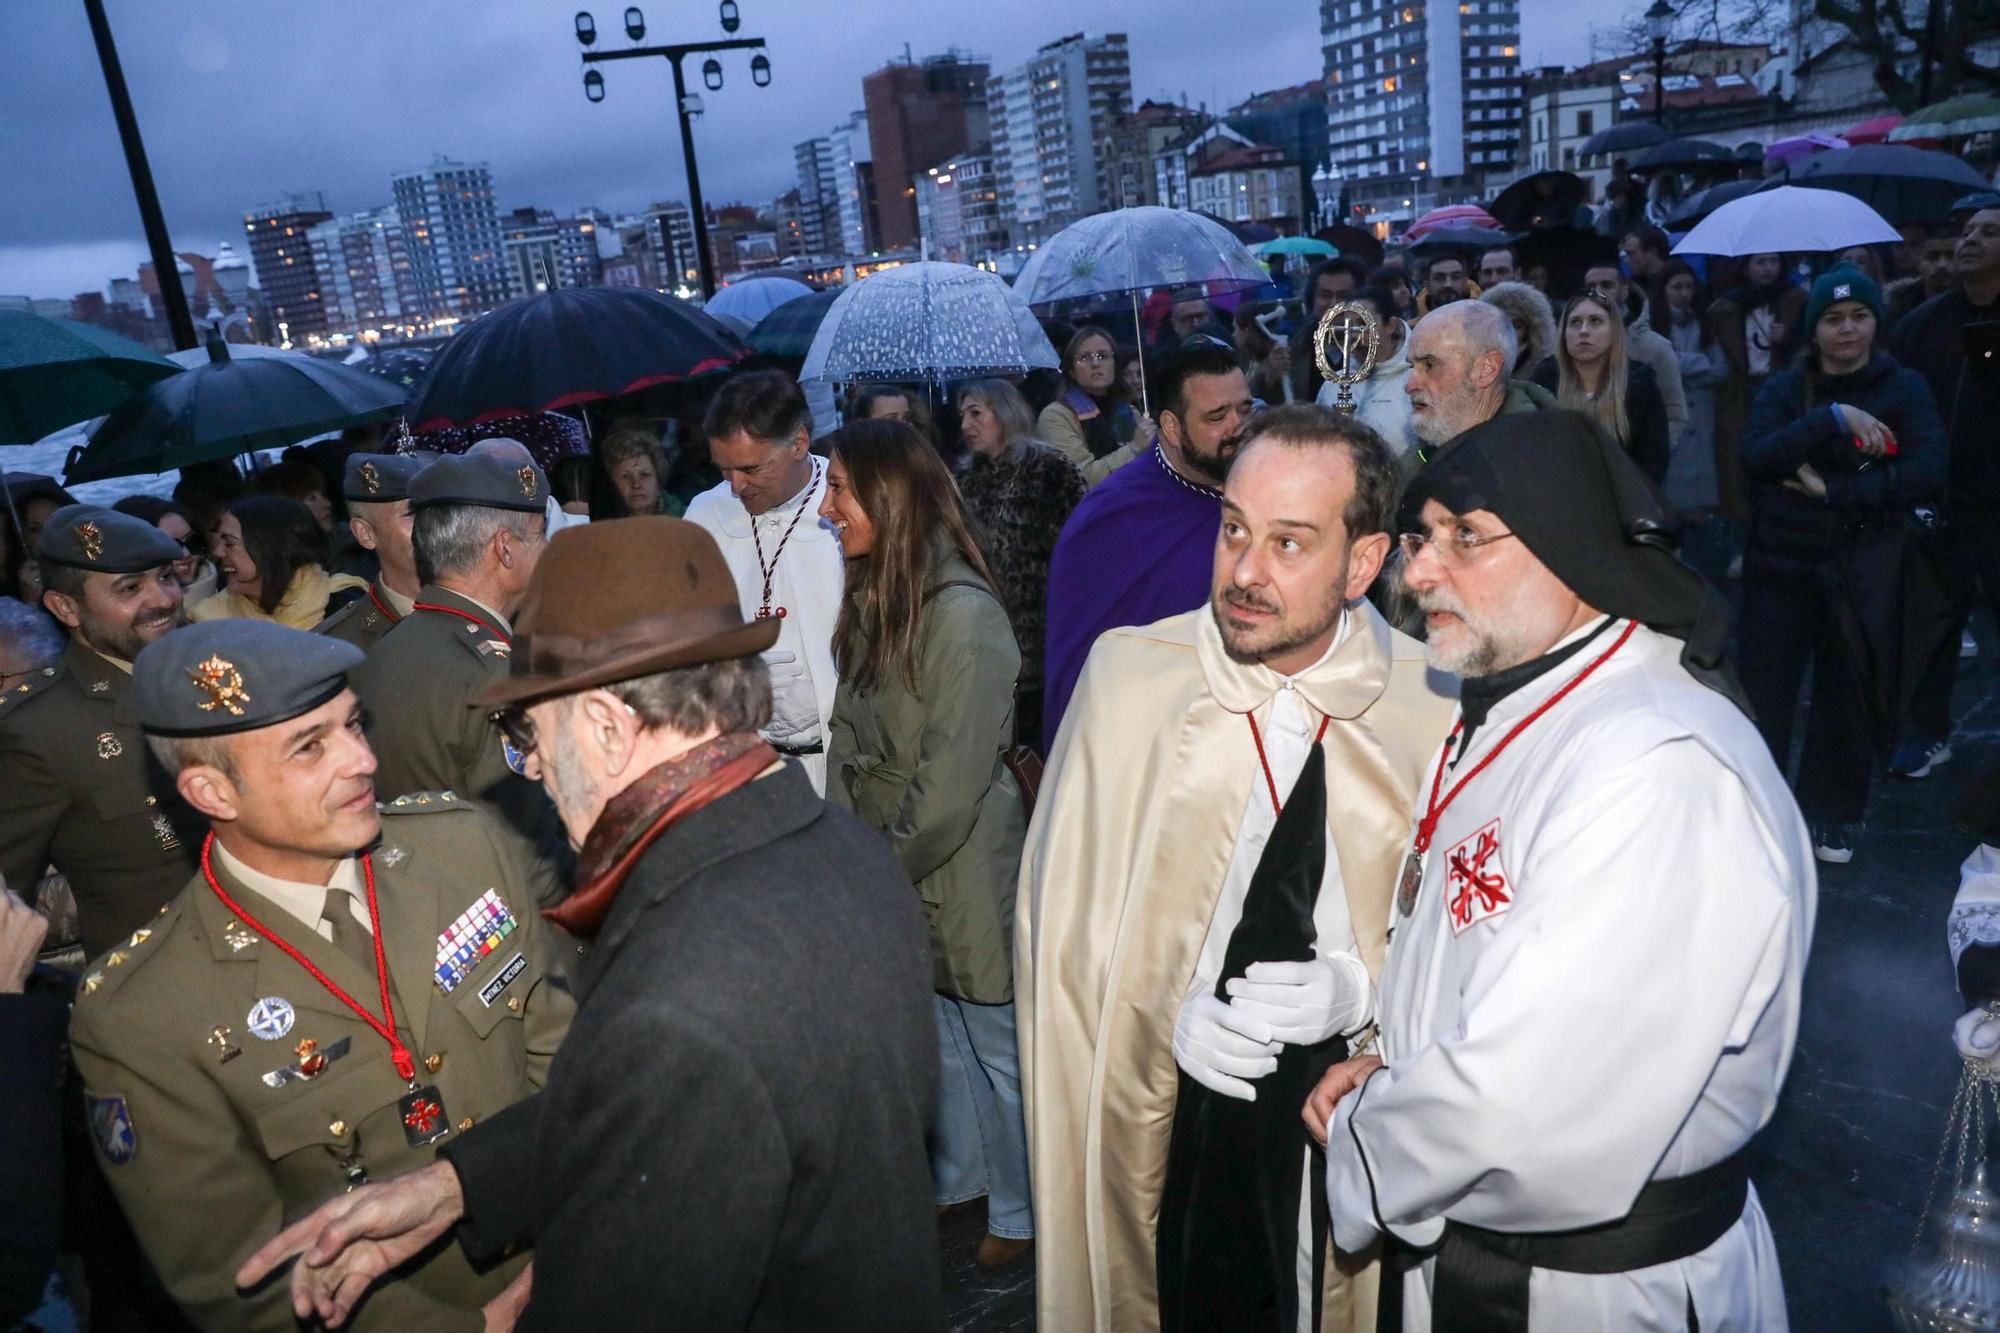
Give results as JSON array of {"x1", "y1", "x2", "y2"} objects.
[
  {"x1": 505, "y1": 996, "x2": 522, "y2": 1013},
  {"x1": 424, "y1": 1053, "x2": 444, "y2": 1074},
  {"x1": 144, "y1": 796, "x2": 157, "y2": 807},
  {"x1": 328, "y1": 1119, "x2": 347, "y2": 1138},
  {"x1": 457, "y1": 1116, "x2": 476, "y2": 1132}
]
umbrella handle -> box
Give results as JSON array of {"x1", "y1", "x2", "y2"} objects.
[{"x1": 1130, "y1": 288, "x2": 1149, "y2": 418}]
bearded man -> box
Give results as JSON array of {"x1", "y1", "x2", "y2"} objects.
[
  {"x1": 1403, "y1": 302, "x2": 1548, "y2": 468},
  {"x1": 1020, "y1": 404, "x2": 1456, "y2": 1331},
  {"x1": 1308, "y1": 411, "x2": 1814, "y2": 1331}
]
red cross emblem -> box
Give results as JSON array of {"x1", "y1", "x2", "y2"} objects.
[
  {"x1": 402, "y1": 1096, "x2": 443, "y2": 1135},
  {"x1": 1444, "y1": 818, "x2": 1511, "y2": 936}
]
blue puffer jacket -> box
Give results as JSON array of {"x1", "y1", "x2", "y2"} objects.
[{"x1": 1742, "y1": 350, "x2": 1948, "y2": 570}]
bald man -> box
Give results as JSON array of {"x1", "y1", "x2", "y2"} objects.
[{"x1": 1403, "y1": 303, "x2": 1553, "y2": 465}]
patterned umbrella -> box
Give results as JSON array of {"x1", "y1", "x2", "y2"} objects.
[
  {"x1": 407, "y1": 286, "x2": 746, "y2": 430},
  {"x1": 360, "y1": 347, "x2": 437, "y2": 392},
  {"x1": 1403, "y1": 204, "x2": 1502, "y2": 242},
  {"x1": 1011, "y1": 207, "x2": 1271, "y2": 308},
  {"x1": 0, "y1": 311, "x2": 177, "y2": 443},
  {"x1": 407, "y1": 412, "x2": 591, "y2": 472},
  {"x1": 800, "y1": 262, "x2": 1056, "y2": 385},
  {"x1": 748, "y1": 289, "x2": 841, "y2": 362}
]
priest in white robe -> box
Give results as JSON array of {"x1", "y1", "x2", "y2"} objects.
[
  {"x1": 1019, "y1": 405, "x2": 1456, "y2": 1332},
  {"x1": 1310, "y1": 410, "x2": 1817, "y2": 1332}
]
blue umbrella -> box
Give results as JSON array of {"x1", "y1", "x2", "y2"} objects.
[
  {"x1": 68, "y1": 334, "x2": 406, "y2": 484},
  {"x1": 800, "y1": 262, "x2": 1056, "y2": 385}
]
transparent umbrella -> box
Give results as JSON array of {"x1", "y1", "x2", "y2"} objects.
[{"x1": 800, "y1": 261, "x2": 1056, "y2": 386}]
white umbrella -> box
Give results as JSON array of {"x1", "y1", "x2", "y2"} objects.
[
  {"x1": 1672, "y1": 185, "x2": 1901, "y2": 257},
  {"x1": 704, "y1": 275, "x2": 814, "y2": 326},
  {"x1": 800, "y1": 262, "x2": 1056, "y2": 385}
]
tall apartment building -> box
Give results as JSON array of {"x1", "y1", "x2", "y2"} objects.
[
  {"x1": 501, "y1": 208, "x2": 603, "y2": 297},
  {"x1": 1320, "y1": 0, "x2": 1522, "y2": 222},
  {"x1": 861, "y1": 50, "x2": 992, "y2": 252},
  {"x1": 242, "y1": 191, "x2": 333, "y2": 338},
  {"x1": 391, "y1": 156, "x2": 511, "y2": 320},
  {"x1": 644, "y1": 201, "x2": 700, "y2": 290},
  {"x1": 914, "y1": 152, "x2": 1006, "y2": 265},
  {"x1": 1099, "y1": 101, "x2": 1209, "y2": 210},
  {"x1": 828, "y1": 110, "x2": 878, "y2": 255},
  {"x1": 306, "y1": 206, "x2": 415, "y2": 335},
  {"x1": 987, "y1": 33, "x2": 1133, "y2": 248},
  {"x1": 793, "y1": 136, "x2": 840, "y2": 254}
]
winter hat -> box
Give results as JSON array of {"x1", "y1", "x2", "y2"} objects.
[{"x1": 1804, "y1": 265, "x2": 1883, "y2": 334}]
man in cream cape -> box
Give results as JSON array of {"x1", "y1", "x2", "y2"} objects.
[{"x1": 1018, "y1": 406, "x2": 1456, "y2": 1332}]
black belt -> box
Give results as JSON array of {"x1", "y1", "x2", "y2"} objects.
[
  {"x1": 1379, "y1": 1148, "x2": 1751, "y2": 1333},
  {"x1": 768, "y1": 738, "x2": 823, "y2": 757}
]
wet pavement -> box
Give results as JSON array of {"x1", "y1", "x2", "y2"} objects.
[{"x1": 939, "y1": 654, "x2": 2000, "y2": 1331}]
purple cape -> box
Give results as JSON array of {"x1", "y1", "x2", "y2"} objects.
[{"x1": 1041, "y1": 447, "x2": 1221, "y2": 752}]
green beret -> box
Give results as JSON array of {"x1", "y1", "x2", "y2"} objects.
[
  {"x1": 134, "y1": 620, "x2": 365, "y2": 739},
  {"x1": 342, "y1": 452, "x2": 427, "y2": 503},
  {"x1": 37, "y1": 504, "x2": 184, "y2": 574},
  {"x1": 410, "y1": 452, "x2": 547, "y2": 514}
]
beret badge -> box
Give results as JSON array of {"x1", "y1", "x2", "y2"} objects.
[{"x1": 189, "y1": 655, "x2": 251, "y2": 717}]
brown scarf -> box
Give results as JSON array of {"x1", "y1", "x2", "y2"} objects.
[{"x1": 543, "y1": 732, "x2": 777, "y2": 939}]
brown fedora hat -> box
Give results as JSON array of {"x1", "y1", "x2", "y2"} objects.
[{"x1": 471, "y1": 516, "x2": 779, "y2": 710}]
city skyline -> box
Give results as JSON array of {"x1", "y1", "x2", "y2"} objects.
[{"x1": 0, "y1": 0, "x2": 1609, "y2": 299}]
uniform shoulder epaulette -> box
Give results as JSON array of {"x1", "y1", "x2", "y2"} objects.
[
  {"x1": 314, "y1": 599, "x2": 366, "y2": 636},
  {"x1": 0, "y1": 660, "x2": 67, "y2": 715},
  {"x1": 379, "y1": 790, "x2": 472, "y2": 814},
  {"x1": 76, "y1": 898, "x2": 184, "y2": 1005},
  {"x1": 438, "y1": 620, "x2": 511, "y2": 662}
]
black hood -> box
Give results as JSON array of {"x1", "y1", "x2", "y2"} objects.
[{"x1": 1398, "y1": 409, "x2": 1747, "y2": 710}]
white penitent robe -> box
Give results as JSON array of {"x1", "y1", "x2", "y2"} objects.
[
  {"x1": 1324, "y1": 620, "x2": 1817, "y2": 1332},
  {"x1": 1019, "y1": 600, "x2": 1457, "y2": 1333},
  {"x1": 683, "y1": 460, "x2": 843, "y2": 793}
]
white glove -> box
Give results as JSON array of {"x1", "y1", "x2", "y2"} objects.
[
  {"x1": 1955, "y1": 1006, "x2": 2000, "y2": 1066},
  {"x1": 1225, "y1": 955, "x2": 1372, "y2": 1046},
  {"x1": 1173, "y1": 990, "x2": 1280, "y2": 1102}
]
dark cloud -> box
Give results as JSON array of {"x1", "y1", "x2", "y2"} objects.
[{"x1": 0, "y1": 0, "x2": 1597, "y2": 298}]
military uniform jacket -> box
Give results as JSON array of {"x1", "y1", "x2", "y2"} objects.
[
  {"x1": 350, "y1": 584, "x2": 571, "y2": 905},
  {"x1": 69, "y1": 797, "x2": 576, "y2": 1333},
  {"x1": 0, "y1": 637, "x2": 202, "y2": 958},
  {"x1": 314, "y1": 579, "x2": 405, "y2": 653}
]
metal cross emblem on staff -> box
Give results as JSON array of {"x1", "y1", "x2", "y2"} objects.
[{"x1": 1312, "y1": 300, "x2": 1381, "y2": 413}]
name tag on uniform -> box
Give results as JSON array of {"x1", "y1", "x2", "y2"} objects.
[
  {"x1": 435, "y1": 890, "x2": 519, "y2": 995},
  {"x1": 478, "y1": 953, "x2": 529, "y2": 1008}
]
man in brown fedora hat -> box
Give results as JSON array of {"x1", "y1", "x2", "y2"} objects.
[{"x1": 239, "y1": 516, "x2": 943, "y2": 1333}]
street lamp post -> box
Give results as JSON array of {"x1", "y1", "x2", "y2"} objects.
[
  {"x1": 1645, "y1": 0, "x2": 1676, "y2": 126},
  {"x1": 574, "y1": 6, "x2": 768, "y2": 298}
]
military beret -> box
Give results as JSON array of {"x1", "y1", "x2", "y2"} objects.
[
  {"x1": 37, "y1": 504, "x2": 184, "y2": 573},
  {"x1": 134, "y1": 620, "x2": 365, "y2": 738},
  {"x1": 410, "y1": 451, "x2": 547, "y2": 514},
  {"x1": 342, "y1": 452, "x2": 427, "y2": 503}
]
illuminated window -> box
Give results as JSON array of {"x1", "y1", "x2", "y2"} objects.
[{"x1": 1383, "y1": 76, "x2": 1398, "y2": 91}]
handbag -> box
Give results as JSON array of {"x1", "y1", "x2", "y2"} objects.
[{"x1": 925, "y1": 580, "x2": 1043, "y2": 820}]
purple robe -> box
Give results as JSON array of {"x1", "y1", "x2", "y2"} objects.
[{"x1": 1041, "y1": 446, "x2": 1222, "y2": 753}]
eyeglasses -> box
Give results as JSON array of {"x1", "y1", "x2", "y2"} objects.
[
  {"x1": 491, "y1": 706, "x2": 537, "y2": 759},
  {"x1": 1397, "y1": 527, "x2": 1519, "y2": 568},
  {"x1": 1074, "y1": 350, "x2": 1113, "y2": 366}
]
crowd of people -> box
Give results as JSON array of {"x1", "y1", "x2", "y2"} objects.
[{"x1": 0, "y1": 186, "x2": 1995, "y2": 1333}]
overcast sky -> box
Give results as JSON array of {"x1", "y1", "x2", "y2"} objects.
[{"x1": 0, "y1": 0, "x2": 1604, "y2": 299}]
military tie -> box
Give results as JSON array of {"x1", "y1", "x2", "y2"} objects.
[{"x1": 320, "y1": 888, "x2": 377, "y2": 972}]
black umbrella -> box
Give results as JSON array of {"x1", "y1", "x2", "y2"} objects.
[
  {"x1": 1663, "y1": 177, "x2": 1768, "y2": 228},
  {"x1": 1513, "y1": 226, "x2": 1617, "y2": 300},
  {"x1": 1489, "y1": 171, "x2": 1588, "y2": 231},
  {"x1": 1632, "y1": 139, "x2": 1733, "y2": 172},
  {"x1": 360, "y1": 347, "x2": 436, "y2": 392},
  {"x1": 1407, "y1": 226, "x2": 1517, "y2": 258},
  {"x1": 1577, "y1": 120, "x2": 1672, "y2": 158},
  {"x1": 68, "y1": 335, "x2": 407, "y2": 484},
  {"x1": 408, "y1": 287, "x2": 747, "y2": 430},
  {"x1": 1313, "y1": 224, "x2": 1385, "y2": 270},
  {"x1": 1768, "y1": 144, "x2": 1990, "y2": 226}
]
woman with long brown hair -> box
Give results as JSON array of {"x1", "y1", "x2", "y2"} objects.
[
  {"x1": 1535, "y1": 291, "x2": 1671, "y2": 482},
  {"x1": 818, "y1": 417, "x2": 1035, "y2": 1271}
]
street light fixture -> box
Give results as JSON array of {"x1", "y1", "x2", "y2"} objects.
[
  {"x1": 584, "y1": 68, "x2": 605, "y2": 101},
  {"x1": 719, "y1": 1, "x2": 740, "y2": 33},
  {"x1": 750, "y1": 52, "x2": 771, "y2": 87},
  {"x1": 702, "y1": 57, "x2": 723, "y2": 90},
  {"x1": 574, "y1": 11, "x2": 596, "y2": 45},
  {"x1": 1645, "y1": 0, "x2": 1676, "y2": 125},
  {"x1": 624, "y1": 6, "x2": 645, "y2": 40}
]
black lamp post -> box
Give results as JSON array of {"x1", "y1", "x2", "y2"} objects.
[
  {"x1": 1645, "y1": 0, "x2": 1676, "y2": 126},
  {"x1": 574, "y1": 6, "x2": 769, "y2": 298}
]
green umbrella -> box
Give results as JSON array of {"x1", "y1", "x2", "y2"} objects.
[
  {"x1": 1891, "y1": 94, "x2": 2000, "y2": 141},
  {"x1": 0, "y1": 310, "x2": 177, "y2": 443},
  {"x1": 1250, "y1": 236, "x2": 1338, "y2": 258}
]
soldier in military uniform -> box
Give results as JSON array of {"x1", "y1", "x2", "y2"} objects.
[
  {"x1": 351, "y1": 451, "x2": 570, "y2": 904},
  {"x1": 316, "y1": 453, "x2": 426, "y2": 653},
  {"x1": 0, "y1": 505, "x2": 202, "y2": 958},
  {"x1": 70, "y1": 620, "x2": 573, "y2": 1332}
]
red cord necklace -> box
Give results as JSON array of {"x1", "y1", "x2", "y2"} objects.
[
  {"x1": 1396, "y1": 619, "x2": 1637, "y2": 917},
  {"x1": 412, "y1": 599, "x2": 505, "y2": 640},
  {"x1": 1247, "y1": 706, "x2": 1333, "y2": 817},
  {"x1": 365, "y1": 584, "x2": 402, "y2": 624}
]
